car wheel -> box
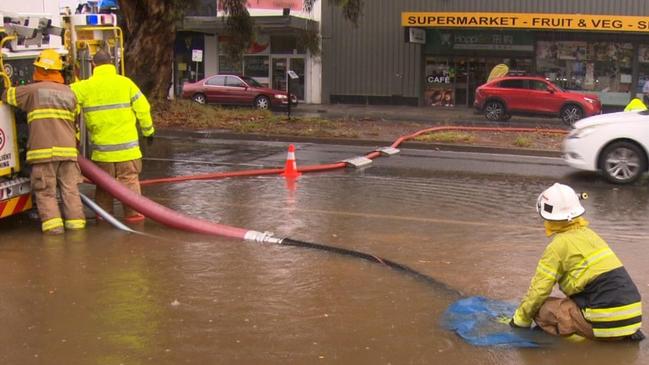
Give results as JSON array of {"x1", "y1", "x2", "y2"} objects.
[
  {"x1": 192, "y1": 93, "x2": 206, "y2": 104},
  {"x1": 560, "y1": 104, "x2": 583, "y2": 127},
  {"x1": 598, "y1": 141, "x2": 647, "y2": 184},
  {"x1": 484, "y1": 101, "x2": 506, "y2": 121},
  {"x1": 255, "y1": 96, "x2": 270, "y2": 110}
]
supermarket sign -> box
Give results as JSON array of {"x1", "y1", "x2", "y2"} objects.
[{"x1": 401, "y1": 12, "x2": 649, "y2": 32}]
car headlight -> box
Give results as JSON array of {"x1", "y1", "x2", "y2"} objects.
[
  {"x1": 583, "y1": 97, "x2": 596, "y2": 104},
  {"x1": 568, "y1": 126, "x2": 596, "y2": 139},
  {"x1": 274, "y1": 94, "x2": 288, "y2": 99}
]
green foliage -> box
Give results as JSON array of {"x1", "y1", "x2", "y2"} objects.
[
  {"x1": 220, "y1": 0, "x2": 255, "y2": 62},
  {"x1": 414, "y1": 131, "x2": 476, "y2": 143},
  {"x1": 298, "y1": 29, "x2": 321, "y2": 57},
  {"x1": 304, "y1": 0, "x2": 363, "y2": 25},
  {"x1": 513, "y1": 135, "x2": 533, "y2": 148},
  {"x1": 219, "y1": 0, "x2": 363, "y2": 61}
]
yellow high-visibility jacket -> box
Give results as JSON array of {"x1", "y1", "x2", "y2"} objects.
[
  {"x1": 513, "y1": 217, "x2": 642, "y2": 338},
  {"x1": 624, "y1": 98, "x2": 647, "y2": 112},
  {"x1": 71, "y1": 64, "x2": 154, "y2": 162}
]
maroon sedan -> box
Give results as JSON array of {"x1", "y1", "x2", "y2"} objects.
[{"x1": 181, "y1": 74, "x2": 297, "y2": 110}]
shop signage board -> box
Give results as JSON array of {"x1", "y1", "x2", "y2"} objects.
[
  {"x1": 406, "y1": 27, "x2": 426, "y2": 44},
  {"x1": 245, "y1": 0, "x2": 303, "y2": 10},
  {"x1": 192, "y1": 49, "x2": 203, "y2": 62},
  {"x1": 402, "y1": 12, "x2": 649, "y2": 32},
  {"x1": 424, "y1": 30, "x2": 533, "y2": 54}
]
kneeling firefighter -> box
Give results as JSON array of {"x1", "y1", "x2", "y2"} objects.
[
  {"x1": 510, "y1": 183, "x2": 644, "y2": 341},
  {"x1": 1, "y1": 49, "x2": 85, "y2": 234}
]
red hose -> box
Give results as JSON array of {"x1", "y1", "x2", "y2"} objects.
[
  {"x1": 79, "y1": 125, "x2": 568, "y2": 240},
  {"x1": 140, "y1": 126, "x2": 567, "y2": 186},
  {"x1": 78, "y1": 156, "x2": 249, "y2": 240}
]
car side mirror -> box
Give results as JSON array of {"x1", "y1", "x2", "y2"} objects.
[{"x1": 548, "y1": 88, "x2": 555, "y2": 94}]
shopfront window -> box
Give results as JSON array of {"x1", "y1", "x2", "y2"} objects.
[
  {"x1": 637, "y1": 45, "x2": 649, "y2": 98},
  {"x1": 219, "y1": 56, "x2": 242, "y2": 73},
  {"x1": 424, "y1": 58, "x2": 454, "y2": 106},
  {"x1": 244, "y1": 56, "x2": 270, "y2": 86},
  {"x1": 536, "y1": 41, "x2": 632, "y2": 105}
]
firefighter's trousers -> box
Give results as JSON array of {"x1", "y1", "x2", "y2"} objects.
[
  {"x1": 534, "y1": 297, "x2": 595, "y2": 339},
  {"x1": 30, "y1": 161, "x2": 86, "y2": 232},
  {"x1": 94, "y1": 159, "x2": 142, "y2": 218}
]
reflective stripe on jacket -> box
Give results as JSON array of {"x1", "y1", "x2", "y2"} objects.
[
  {"x1": 513, "y1": 217, "x2": 642, "y2": 338},
  {"x1": 71, "y1": 64, "x2": 154, "y2": 163},
  {"x1": 2, "y1": 82, "x2": 78, "y2": 164}
]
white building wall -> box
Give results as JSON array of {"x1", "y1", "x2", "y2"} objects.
[
  {"x1": 210, "y1": 3, "x2": 323, "y2": 104},
  {"x1": 306, "y1": 2, "x2": 322, "y2": 103},
  {"x1": 204, "y1": 34, "x2": 218, "y2": 76}
]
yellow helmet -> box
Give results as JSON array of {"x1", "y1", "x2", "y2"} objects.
[{"x1": 33, "y1": 49, "x2": 64, "y2": 71}]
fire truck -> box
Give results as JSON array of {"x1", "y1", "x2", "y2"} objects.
[{"x1": 0, "y1": 1, "x2": 124, "y2": 219}]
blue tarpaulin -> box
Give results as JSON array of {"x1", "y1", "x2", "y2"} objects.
[{"x1": 442, "y1": 296, "x2": 555, "y2": 348}]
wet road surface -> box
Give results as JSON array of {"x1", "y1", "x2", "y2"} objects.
[{"x1": 1, "y1": 137, "x2": 648, "y2": 364}]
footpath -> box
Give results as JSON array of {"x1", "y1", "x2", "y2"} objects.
[
  {"x1": 159, "y1": 103, "x2": 573, "y2": 157},
  {"x1": 290, "y1": 103, "x2": 566, "y2": 129}
]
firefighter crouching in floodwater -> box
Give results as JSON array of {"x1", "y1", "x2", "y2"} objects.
[
  {"x1": 70, "y1": 50, "x2": 154, "y2": 223},
  {"x1": 510, "y1": 183, "x2": 644, "y2": 341},
  {"x1": 1, "y1": 49, "x2": 86, "y2": 234}
]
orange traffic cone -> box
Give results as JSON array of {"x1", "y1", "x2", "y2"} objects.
[{"x1": 281, "y1": 144, "x2": 301, "y2": 178}]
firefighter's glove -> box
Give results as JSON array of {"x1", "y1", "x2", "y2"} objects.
[
  {"x1": 145, "y1": 135, "x2": 154, "y2": 146},
  {"x1": 509, "y1": 318, "x2": 528, "y2": 329}
]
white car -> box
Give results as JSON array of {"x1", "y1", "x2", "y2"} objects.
[{"x1": 563, "y1": 110, "x2": 649, "y2": 184}]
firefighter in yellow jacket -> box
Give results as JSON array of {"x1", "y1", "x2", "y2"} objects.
[
  {"x1": 511, "y1": 183, "x2": 644, "y2": 341},
  {"x1": 1, "y1": 49, "x2": 85, "y2": 234},
  {"x1": 71, "y1": 50, "x2": 154, "y2": 223}
]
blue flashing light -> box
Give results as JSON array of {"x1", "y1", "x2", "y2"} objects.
[{"x1": 86, "y1": 15, "x2": 100, "y2": 25}]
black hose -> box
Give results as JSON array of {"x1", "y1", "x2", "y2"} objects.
[{"x1": 281, "y1": 238, "x2": 463, "y2": 298}]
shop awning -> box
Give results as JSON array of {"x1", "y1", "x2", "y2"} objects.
[{"x1": 180, "y1": 15, "x2": 318, "y2": 34}]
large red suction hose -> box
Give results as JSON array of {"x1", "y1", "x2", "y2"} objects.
[
  {"x1": 80, "y1": 126, "x2": 568, "y2": 241},
  {"x1": 77, "y1": 156, "x2": 268, "y2": 241}
]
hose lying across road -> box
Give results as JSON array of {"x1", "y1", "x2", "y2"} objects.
[
  {"x1": 140, "y1": 126, "x2": 567, "y2": 186},
  {"x1": 79, "y1": 126, "x2": 567, "y2": 294}
]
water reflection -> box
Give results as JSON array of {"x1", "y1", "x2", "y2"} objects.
[{"x1": 1, "y1": 146, "x2": 649, "y2": 363}]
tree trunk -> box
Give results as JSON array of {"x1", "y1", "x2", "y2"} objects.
[{"x1": 118, "y1": 0, "x2": 180, "y2": 100}]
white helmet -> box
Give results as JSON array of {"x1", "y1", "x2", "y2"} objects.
[{"x1": 536, "y1": 183, "x2": 585, "y2": 221}]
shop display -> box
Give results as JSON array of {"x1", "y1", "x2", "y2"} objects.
[
  {"x1": 536, "y1": 40, "x2": 632, "y2": 94},
  {"x1": 425, "y1": 60, "x2": 455, "y2": 106}
]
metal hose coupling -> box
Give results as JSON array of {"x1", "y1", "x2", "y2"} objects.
[
  {"x1": 243, "y1": 230, "x2": 284, "y2": 244},
  {"x1": 578, "y1": 192, "x2": 588, "y2": 200}
]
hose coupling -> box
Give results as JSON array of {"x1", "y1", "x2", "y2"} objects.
[
  {"x1": 244, "y1": 230, "x2": 284, "y2": 244},
  {"x1": 578, "y1": 192, "x2": 588, "y2": 200}
]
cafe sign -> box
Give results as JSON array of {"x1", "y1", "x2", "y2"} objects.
[{"x1": 402, "y1": 12, "x2": 649, "y2": 32}]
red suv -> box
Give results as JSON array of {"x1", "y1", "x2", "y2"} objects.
[
  {"x1": 182, "y1": 74, "x2": 298, "y2": 110},
  {"x1": 474, "y1": 76, "x2": 601, "y2": 126}
]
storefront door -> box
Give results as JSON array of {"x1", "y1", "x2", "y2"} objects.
[
  {"x1": 453, "y1": 59, "x2": 494, "y2": 107},
  {"x1": 455, "y1": 58, "x2": 530, "y2": 107},
  {"x1": 271, "y1": 57, "x2": 305, "y2": 101}
]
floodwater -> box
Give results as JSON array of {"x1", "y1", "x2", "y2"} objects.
[{"x1": 1, "y1": 138, "x2": 649, "y2": 364}]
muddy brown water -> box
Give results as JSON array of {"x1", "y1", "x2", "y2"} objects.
[{"x1": 1, "y1": 150, "x2": 648, "y2": 364}]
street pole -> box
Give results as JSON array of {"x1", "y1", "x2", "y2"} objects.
[{"x1": 287, "y1": 72, "x2": 292, "y2": 120}]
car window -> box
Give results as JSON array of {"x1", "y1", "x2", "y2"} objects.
[
  {"x1": 529, "y1": 80, "x2": 549, "y2": 91},
  {"x1": 225, "y1": 76, "x2": 246, "y2": 87},
  {"x1": 498, "y1": 79, "x2": 526, "y2": 89},
  {"x1": 240, "y1": 76, "x2": 262, "y2": 88},
  {"x1": 205, "y1": 76, "x2": 225, "y2": 86}
]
